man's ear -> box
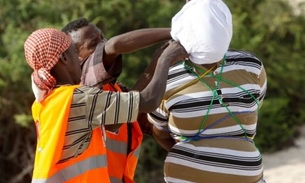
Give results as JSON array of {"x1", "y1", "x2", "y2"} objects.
[{"x1": 59, "y1": 53, "x2": 69, "y2": 65}]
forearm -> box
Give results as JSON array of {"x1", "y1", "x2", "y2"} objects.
[
  {"x1": 152, "y1": 126, "x2": 175, "y2": 151},
  {"x1": 106, "y1": 28, "x2": 171, "y2": 54},
  {"x1": 132, "y1": 41, "x2": 170, "y2": 91},
  {"x1": 138, "y1": 41, "x2": 188, "y2": 113},
  {"x1": 138, "y1": 54, "x2": 171, "y2": 113},
  {"x1": 153, "y1": 135, "x2": 176, "y2": 151},
  {"x1": 132, "y1": 55, "x2": 157, "y2": 91}
]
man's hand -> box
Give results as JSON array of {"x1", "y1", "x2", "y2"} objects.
[
  {"x1": 159, "y1": 40, "x2": 188, "y2": 65},
  {"x1": 152, "y1": 126, "x2": 175, "y2": 151}
]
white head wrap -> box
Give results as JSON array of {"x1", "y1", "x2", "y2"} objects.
[{"x1": 171, "y1": 0, "x2": 232, "y2": 64}]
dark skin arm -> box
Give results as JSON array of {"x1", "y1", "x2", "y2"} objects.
[
  {"x1": 152, "y1": 125, "x2": 176, "y2": 151},
  {"x1": 133, "y1": 41, "x2": 184, "y2": 149},
  {"x1": 105, "y1": 41, "x2": 187, "y2": 131},
  {"x1": 137, "y1": 41, "x2": 188, "y2": 113},
  {"x1": 103, "y1": 28, "x2": 171, "y2": 70},
  {"x1": 132, "y1": 41, "x2": 170, "y2": 91},
  {"x1": 130, "y1": 42, "x2": 170, "y2": 135},
  {"x1": 105, "y1": 41, "x2": 169, "y2": 132},
  {"x1": 102, "y1": 29, "x2": 170, "y2": 131}
]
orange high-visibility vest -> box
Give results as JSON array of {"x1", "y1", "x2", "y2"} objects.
[
  {"x1": 103, "y1": 83, "x2": 143, "y2": 183},
  {"x1": 31, "y1": 85, "x2": 110, "y2": 183}
]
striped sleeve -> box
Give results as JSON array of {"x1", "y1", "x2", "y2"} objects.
[{"x1": 73, "y1": 86, "x2": 140, "y2": 128}]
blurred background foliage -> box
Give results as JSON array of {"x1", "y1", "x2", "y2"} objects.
[{"x1": 0, "y1": 0, "x2": 304, "y2": 182}]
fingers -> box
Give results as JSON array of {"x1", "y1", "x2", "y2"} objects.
[{"x1": 166, "y1": 40, "x2": 189, "y2": 60}]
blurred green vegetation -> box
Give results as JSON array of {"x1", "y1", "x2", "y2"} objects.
[{"x1": 0, "y1": 0, "x2": 304, "y2": 182}]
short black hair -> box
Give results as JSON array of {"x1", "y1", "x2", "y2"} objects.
[{"x1": 61, "y1": 18, "x2": 90, "y2": 34}]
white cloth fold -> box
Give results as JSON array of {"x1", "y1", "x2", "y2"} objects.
[
  {"x1": 171, "y1": 0, "x2": 233, "y2": 64},
  {"x1": 31, "y1": 75, "x2": 47, "y2": 102}
]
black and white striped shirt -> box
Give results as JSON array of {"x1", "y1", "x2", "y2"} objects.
[
  {"x1": 59, "y1": 86, "x2": 139, "y2": 163},
  {"x1": 148, "y1": 49, "x2": 267, "y2": 183}
]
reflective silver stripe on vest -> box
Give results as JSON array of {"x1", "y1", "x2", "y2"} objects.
[
  {"x1": 32, "y1": 155, "x2": 107, "y2": 183},
  {"x1": 110, "y1": 176, "x2": 123, "y2": 183},
  {"x1": 132, "y1": 145, "x2": 141, "y2": 158},
  {"x1": 106, "y1": 137, "x2": 128, "y2": 154}
]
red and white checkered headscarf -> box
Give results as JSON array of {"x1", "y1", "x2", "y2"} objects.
[{"x1": 24, "y1": 28, "x2": 71, "y2": 91}]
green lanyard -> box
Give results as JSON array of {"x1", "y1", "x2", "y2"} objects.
[{"x1": 180, "y1": 56, "x2": 260, "y2": 141}]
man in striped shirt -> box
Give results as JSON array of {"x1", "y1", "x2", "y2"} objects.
[{"x1": 147, "y1": 0, "x2": 267, "y2": 182}]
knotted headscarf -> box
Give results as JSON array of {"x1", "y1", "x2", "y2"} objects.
[
  {"x1": 24, "y1": 28, "x2": 71, "y2": 101},
  {"x1": 171, "y1": 0, "x2": 232, "y2": 64}
]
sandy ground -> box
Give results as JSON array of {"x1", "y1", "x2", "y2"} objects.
[{"x1": 262, "y1": 126, "x2": 305, "y2": 183}]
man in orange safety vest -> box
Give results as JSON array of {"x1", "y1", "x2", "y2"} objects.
[{"x1": 25, "y1": 28, "x2": 187, "y2": 183}]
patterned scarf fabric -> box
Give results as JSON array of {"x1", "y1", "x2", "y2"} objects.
[{"x1": 24, "y1": 28, "x2": 71, "y2": 101}]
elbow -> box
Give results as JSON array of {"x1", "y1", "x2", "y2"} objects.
[
  {"x1": 143, "y1": 101, "x2": 160, "y2": 113},
  {"x1": 139, "y1": 96, "x2": 162, "y2": 113},
  {"x1": 149, "y1": 99, "x2": 161, "y2": 112}
]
